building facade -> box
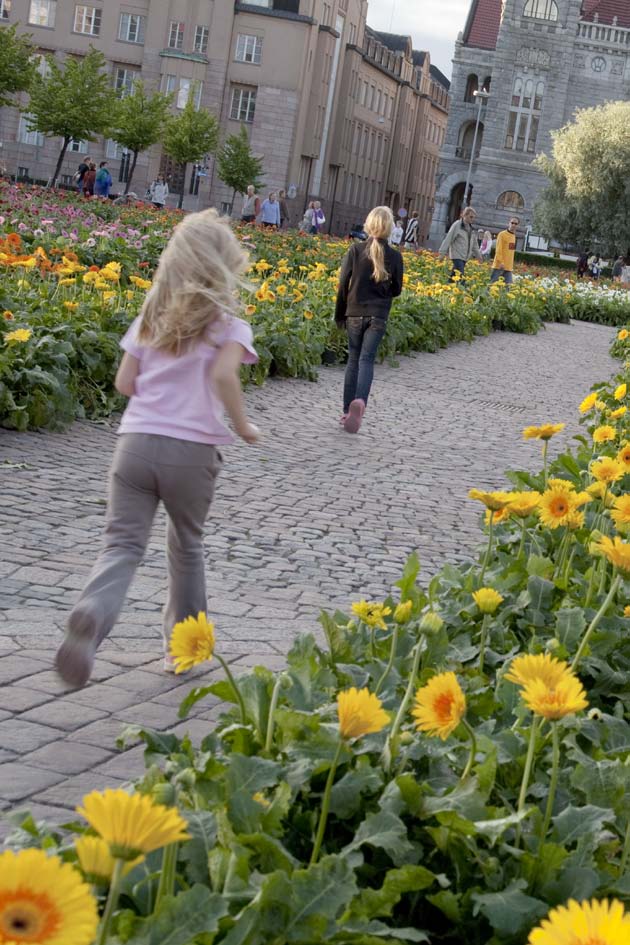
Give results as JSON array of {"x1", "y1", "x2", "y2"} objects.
[
  {"x1": 429, "y1": 0, "x2": 630, "y2": 247},
  {"x1": 0, "y1": 0, "x2": 449, "y2": 237}
]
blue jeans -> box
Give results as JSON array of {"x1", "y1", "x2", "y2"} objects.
[
  {"x1": 449, "y1": 258, "x2": 467, "y2": 282},
  {"x1": 343, "y1": 314, "x2": 387, "y2": 412},
  {"x1": 490, "y1": 267, "x2": 513, "y2": 285}
]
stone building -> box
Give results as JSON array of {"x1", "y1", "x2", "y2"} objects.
[
  {"x1": 0, "y1": 0, "x2": 449, "y2": 235},
  {"x1": 429, "y1": 0, "x2": 630, "y2": 247}
]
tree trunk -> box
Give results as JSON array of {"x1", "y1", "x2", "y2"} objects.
[
  {"x1": 231, "y1": 188, "x2": 237, "y2": 217},
  {"x1": 125, "y1": 150, "x2": 139, "y2": 195},
  {"x1": 178, "y1": 162, "x2": 187, "y2": 210},
  {"x1": 50, "y1": 138, "x2": 70, "y2": 189}
]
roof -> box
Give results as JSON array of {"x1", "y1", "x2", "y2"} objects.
[
  {"x1": 581, "y1": 0, "x2": 630, "y2": 26},
  {"x1": 463, "y1": 0, "x2": 503, "y2": 49},
  {"x1": 372, "y1": 30, "x2": 411, "y2": 53},
  {"x1": 430, "y1": 63, "x2": 450, "y2": 90},
  {"x1": 412, "y1": 49, "x2": 426, "y2": 66}
]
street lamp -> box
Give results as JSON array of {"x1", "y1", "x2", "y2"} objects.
[{"x1": 461, "y1": 88, "x2": 489, "y2": 211}]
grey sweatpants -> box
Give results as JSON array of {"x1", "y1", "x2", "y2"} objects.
[{"x1": 69, "y1": 433, "x2": 222, "y2": 651}]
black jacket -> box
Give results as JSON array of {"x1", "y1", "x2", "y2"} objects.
[{"x1": 335, "y1": 239, "x2": 404, "y2": 324}]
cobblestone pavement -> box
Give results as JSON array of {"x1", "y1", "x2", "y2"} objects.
[{"x1": 0, "y1": 320, "x2": 615, "y2": 827}]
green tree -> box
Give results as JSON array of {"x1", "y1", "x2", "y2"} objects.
[
  {"x1": 109, "y1": 81, "x2": 172, "y2": 194},
  {"x1": 26, "y1": 47, "x2": 115, "y2": 187},
  {"x1": 0, "y1": 24, "x2": 35, "y2": 109},
  {"x1": 163, "y1": 94, "x2": 219, "y2": 209},
  {"x1": 216, "y1": 126, "x2": 264, "y2": 215},
  {"x1": 534, "y1": 101, "x2": 630, "y2": 256}
]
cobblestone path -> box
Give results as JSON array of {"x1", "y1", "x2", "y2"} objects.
[{"x1": 0, "y1": 321, "x2": 615, "y2": 826}]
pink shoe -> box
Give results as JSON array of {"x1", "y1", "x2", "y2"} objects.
[
  {"x1": 339, "y1": 414, "x2": 348, "y2": 426},
  {"x1": 344, "y1": 399, "x2": 365, "y2": 434}
]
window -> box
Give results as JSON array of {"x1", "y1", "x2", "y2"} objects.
[
  {"x1": 28, "y1": 0, "x2": 56, "y2": 26},
  {"x1": 106, "y1": 139, "x2": 123, "y2": 159},
  {"x1": 235, "y1": 34, "x2": 262, "y2": 64},
  {"x1": 119, "y1": 12, "x2": 145, "y2": 43},
  {"x1": 497, "y1": 190, "x2": 525, "y2": 210},
  {"x1": 61, "y1": 174, "x2": 74, "y2": 186},
  {"x1": 162, "y1": 74, "x2": 176, "y2": 94},
  {"x1": 18, "y1": 115, "x2": 43, "y2": 147},
  {"x1": 523, "y1": 0, "x2": 558, "y2": 20},
  {"x1": 230, "y1": 86, "x2": 256, "y2": 123},
  {"x1": 74, "y1": 5, "x2": 101, "y2": 35},
  {"x1": 168, "y1": 21, "x2": 185, "y2": 50},
  {"x1": 221, "y1": 201, "x2": 232, "y2": 215},
  {"x1": 464, "y1": 73, "x2": 478, "y2": 103},
  {"x1": 505, "y1": 75, "x2": 544, "y2": 152},
  {"x1": 194, "y1": 25, "x2": 209, "y2": 54},
  {"x1": 17, "y1": 167, "x2": 29, "y2": 180},
  {"x1": 175, "y1": 79, "x2": 203, "y2": 109},
  {"x1": 0, "y1": 0, "x2": 11, "y2": 19},
  {"x1": 69, "y1": 139, "x2": 88, "y2": 153},
  {"x1": 115, "y1": 67, "x2": 139, "y2": 97}
]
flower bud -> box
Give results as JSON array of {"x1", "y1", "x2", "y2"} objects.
[
  {"x1": 394, "y1": 600, "x2": 413, "y2": 624},
  {"x1": 420, "y1": 612, "x2": 444, "y2": 635},
  {"x1": 151, "y1": 781, "x2": 176, "y2": 806}
]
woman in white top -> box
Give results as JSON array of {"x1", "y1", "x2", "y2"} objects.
[
  {"x1": 150, "y1": 175, "x2": 169, "y2": 209},
  {"x1": 479, "y1": 230, "x2": 492, "y2": 260}
]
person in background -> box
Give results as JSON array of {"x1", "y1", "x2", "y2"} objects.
[
  {"x1": 94, "y1": 161, "x2": 113, "y2": 199},
  {"x1": 112, "y1": 192, "x2": 138, "y2": 206},
  {"x1": 612, "y1": 256, "x2": 625, "y2": 283},
  {"x1": 241, "y1": 184, "x2": 260, "y2": 223},
  {"x1": 74, "y1": 155, "x2": 91, "y2": 194},
  {"x1": 390, "y1": 219, "x2": 404, "y2": 247},
  {"x1": 590, "y1": 255, "x2": 601, "y2": 280},
  {"x1": 260, "y1": 191, "x2": 281, "y2": 228},
  {"x1": 299, "y1": 202, "x2": 315, "y2": 234},
  {"x1": 479, "y1": 229, "x2": 493, "y2": 260},
  {"x1": 335, "y1": 205, "x2": 403, "y2": 434},
  {"x1": 82, "y1": 162, "x2": 96, "y2": 197},
  {"x1": 489, "y1": 216, "x2": 519, "y2": 284},
  {"x1": 577, "y1": 252, "x2": 589, "y2": 279},
  {"x1": 438, "y1": 206, "x2": 483, "y2": 281},
  {"x1": 278, "y1": 189, "x2": 289, "y2": 228},
  {"x1": 150, "y1": 174, "x2": 169, "y2": 209},
  {"x1": 312, "y1": 201, "x2": 325, "y2": 234},
  {"x1": 403, "y1": 211, "x2": 419, "y2": 250},
  {"x1": 54, "y1": 209, "x2": 260, "y2": 688}
]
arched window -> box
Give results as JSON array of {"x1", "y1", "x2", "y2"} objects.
[
  {"x1": 482, "y1": 75, "x2": 492, "y2": 92},
  {"x1": 505, "y1": 74, "x2": 544, "y2": 153},
  {"x1": 497, "y1": 191, "x2": 525, "y2": 210},
  {"x1": 523, "y1": 0, "x2": 558, "y2": 21},
  {"x1": 464, "y1": 74, "x2": 478, "y2": 103},
  {"x1": 456, "y1": 120, "x2": 484, "y2": 159}
]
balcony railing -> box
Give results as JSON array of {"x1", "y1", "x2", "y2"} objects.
[{"x1": 577, "y1": 19, "x2": 630, "y2": 47}]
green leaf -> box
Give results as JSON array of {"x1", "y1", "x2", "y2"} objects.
[
  {"x1": 330, "y1": 759, "x2": 383, "y2": 818},
  {"x1": 426, "y1": 889, "x2": 461, "y2": 923},
  {"x1": 343, "y1": 811, "x2": 415, "y2": 866},
  {"x1": 473, "y1": 809, "x2": 532, "y2": 846},
  {"x1": 552, "y1": 805, "x2": 615, "y2": 845},
  {"x1": 179, "y1": 811, "x2": 217, "y2": 885},
  {"x1": 177, "y1": 684, "x2": 220, "y2": 720},
  {"x1": 395, "y1": 552, "x2": 421, "y2": 599},
  {"x1": 352, "y1": 864, "x2": 436, "y2": 919},
  {"x1": 126, "y1": 885, "x2": 228, "y2": 945},
  {"x1": 555, "y1": 608, "x2": 587, "y2": 650},
  {"x1": 472, "y1": 880, "x2": 548, "y2": 936},
  {"x1": 226, "y1": 753, "x2": 282, "y2": 834},
  {"x1": 527, "y1": 556, "x2": 555, "y2": 580}
]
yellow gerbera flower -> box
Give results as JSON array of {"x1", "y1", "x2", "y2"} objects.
[
  {"x1": 610, "y1": 406, "x2": 627, "y2": 420},
  {"x1": 58, "y1": 277, "x2": 76, "y2": 286},
  {"x1": 566, "y1": 509, "x2": 585, "y2": 530},
  {"x1": 468, "y1": 488, "x2": 512, "y2": 512},
  {"x1": 412, "y1": 671, "x2": 466, "y2": 740},
  {"x1": 579, "y1": 392, "x2": 598, "y2": 413},
  {"x1": 351, "y1": 601, "x2": 392, "y2": 630},
  {"x1": 611, "y1": 495, "x2": 630, "y2": 532},
  {"x1": 505, "y1": 653, "x2": 571, "y2": 689},
  {"x1": 472, "y1": 587, "x2": 503, "y2": 614},
  {"x1": 169, "y1": 611, "x2": 215, "y2": 673},
  {"x1": 538, "y1": 486, "x2": 590, "y2": 529},
  {"x1": 505, "y1": 491, "x2": 541, "y2": 517},
  {"x1": 521, "y1": 673, "x2": 588, "y2": 720},
  {"x1": 0, "y1": 848, "x2": 98, "y2": 945},
  {"x1": 522, "y1": 423, "x2": 565, "y2": 441},
  {"x1": 528, "y1": 897, "x2": 630, "y2": 945},
  {"x1": 618, "y1": 329, "x2": 630, "y2": 341},
  {"x1": 615, "y1": 383, "x2": 627, "y2": 401},
  {"x1": 75, "y1": 836, "x2": 143, "y2": 886},
  {"x1": 617, "y1": 444, "x2": 630, "y2": 469},
  {"x1": 129, "y1": 275, "x2": 152, "y2": 290},
  {"x1": 393, "y1": 600, "x2": 413, "y2": 623},
  {"x1": 592, "y1": 534, "x2": 630, "y2": 576},
  {"x1": 337, "y1": 687, "x2": 389, "y2": 740},
  {"x1": 245, "y1": 304, "x2": 256, "y2": 316},
  {"x1": 4, "y1": 328, "x2": 32, "y2": 343},
  {"x1": 63, "y1": 301, "x2": 79, "y2": 311},
  {"x1": 624, "y1": 606, "x2": 630, "y2": 618},
  {"x1": 586, "y1": 481, "x2": 616, "y2": 506},
  {"x1": 593, "y1": 425, "x2": 617, "y2": 444},
  {"x1": 77, "y1": 789, "x2": 190, "y2": 860},
  {"x1": 591, "y1": 457, "x2": 625, "y2": 484},
  {"x1": 485, "y1": 506, "x2": 509, "y2": 525}
]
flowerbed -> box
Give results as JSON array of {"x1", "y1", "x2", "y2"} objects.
[
  {"x1": 8, "y1": 342, "x2": 630, "y2": 943},
  {"x1": 2, "y1": 183, "x2": 630, "y2": 431}
]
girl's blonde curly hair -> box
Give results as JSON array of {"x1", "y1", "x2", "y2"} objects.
[{"x1": 138, "y1": 208, "x2": 249, "y2": 353}]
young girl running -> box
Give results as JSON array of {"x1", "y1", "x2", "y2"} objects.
[
  {"x1": 55, "y1": 209, "x2": 259, "y2": 688},
  {"x1": 335, "y1": 206, "x2": 403, "y2": 433}
]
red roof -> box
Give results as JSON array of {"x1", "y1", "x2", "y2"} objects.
[
  {"x1": 464, "y1": 0, "x2": 502, "y2": 50},
  {"x1": 581, "y1": 0, "x2": 630, "y2": 27}
]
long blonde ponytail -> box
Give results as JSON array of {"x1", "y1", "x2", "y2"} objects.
[{"x1": 364, "y1": 206, "x2": 394, "y2": 282}]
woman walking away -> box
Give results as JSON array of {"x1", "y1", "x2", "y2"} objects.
[
  {"x1": 82, "y1": 163, "x2": 96, "y2": 197},
  {"x1": 150, "y1": 174, "x2": 169, "y2": 209},
  {"x1": 335, "y1": 206, "x2": 403, "y2": 434},
  {"x1": 55, "y1": 209, "x2": 260, "y2": 688},
  {"x1": 299, "y1": 201, "x2": 315, "y2": 234},
  {"x1": 94, "y1": 161, "x2": 113, "y2": 199}
]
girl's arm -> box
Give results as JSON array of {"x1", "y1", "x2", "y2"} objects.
[
  {"x1": 211, "y1": 342, "x2": 259, "y2": 444},
  {"x1": 115, "y1": 352, "x2": 140, "y2": 397}
]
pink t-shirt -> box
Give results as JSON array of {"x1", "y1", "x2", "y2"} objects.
[{"x1": 118, "y1": 314, "x2": 258, "y2": 445}]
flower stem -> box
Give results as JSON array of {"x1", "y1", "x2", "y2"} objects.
[
  {"x1": 264, "y1": 674, "x2": 285, "y2": 753},
  {"x1": 572, "y1": 572, "x2": 621, "y2": 672},
  {"x1": 619, "y1": 819, "x2": 630, "y2": 878},
  {"x1": 375, "y1": 625, "x2": 399, "y2": 696},
  {"x1": 155, "y1": 843, "x2": 178, "y2": 908},
  {"x1": 369, "y1": 625, "x2": 376, "y2": 660},
  {"x1": 383, "y1": 639, "x2": 423, "y2": 771},
  {"x1": 515, "y1": 716, "x2": 540, "y2": 848},
  {"x1": 97, "y1": 858, "x2": 124, "y2": 945},
  {"x1": 479, "y1": 512, "x2": 495, "y2": 585},
  {"x1": 478, "y1": 614, "x2": 491, "y2": 675},
  {"x1": 518, "y1": 519, "x2": 527, "y2": 559},
  {"x1": 540, "y1": 722, "x2": 560, "y2": 842},
  {"x1": 310, "y1": 737, "x2": 344, "y2": 865},
  {"x1": 216, "y1": 653, "x2": 247, "y2": 725},
  {"x1": 542, "y1": 441, "x2": 549, "y2": 488},
  {"x1": 460, "y1": 719, "x2": 477, "y2": 781}
]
